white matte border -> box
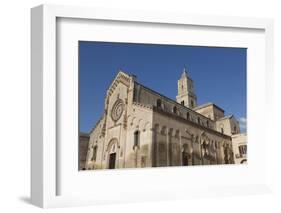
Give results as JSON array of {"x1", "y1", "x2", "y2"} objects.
[
  {"x1": 57, "y1": 17, "x2": 266, "y2": 197},
  {"x1": 31, "y1": 4, "x2": 274, "y2": 208}
]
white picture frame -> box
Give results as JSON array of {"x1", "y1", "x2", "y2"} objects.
[{"x1": 31, "y1": 4, "x2": 274, "y2": 208}]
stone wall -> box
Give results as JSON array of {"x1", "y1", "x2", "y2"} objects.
[
  {"x1": 215, "y1": 116, "x2": 240, "y2": 136},
  {"x1": 79, "y1": 133, "x2": 90, "y2": 170},
  {"x1": 85, "y1": 117, "x2": 105, "y2": 170},
  {"x1": 195, "y1": 104, "x2": 225, "y2": 121},
  {"x1": 152, "y1": 107, "x2": 234, "y2": 167},
  {"x1": 232, "y1": 133, "x2": 247, "y2": 164}
]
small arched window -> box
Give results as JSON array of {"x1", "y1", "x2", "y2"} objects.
[
  {"x1": 160, "y1": 126, "x2": 167, "y2": 135},
  {"x1": 92, "y1": 146, "x2": 98, "y2": 161},
  {"x1": 197, "y1": 117, "x2": 200, "y2": 124},
  {"x1": 191, "y1": 100, "x2": 194, "y2": 108},
  {"x1": 239, "y1": 145, "x2": 247, "y2": 155},
  {"x1": 181, "y1": 101, "x2": 185, "y2": 105},
  {"x1": 206, "y1": 120, "x2": 209, "y2": 127},
  {"x1": 173, "y1": 106, "x2": 177, "y2": 114},
  {"x1": 134, "y1": 130, "x2": 140, "y2": 148},
  {"x1": 186, "y1": 112, "x2": 190, "y2": 120},
  {"x1": 156, "y1": 99, "x2": 162, "y2": 108},
  {"x1": 221, "y1": 128, "x2": 224, "y2": 134}
]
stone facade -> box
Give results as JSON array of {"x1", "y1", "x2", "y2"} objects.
[
  {"x1": 232, "y1": 133, "x2": 247, "y2": 164},
  {"x1": 79, "y1": 132, "x2": 89, "y2": 170},
  {"x1": 84, "y1": 69, "x2": 246, "y2": 170}
]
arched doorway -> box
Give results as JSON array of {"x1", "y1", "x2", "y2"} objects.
[
  {"x1": 108, "y1": 153, "x2": 116, "y2": 169},
  {"x1": 106, "y1": 138, "x2": 118, "y2": 169}
]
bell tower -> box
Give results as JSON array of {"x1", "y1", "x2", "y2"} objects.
[{"x1": 176, "y1": 68, "x2": 197, "y2": 108}]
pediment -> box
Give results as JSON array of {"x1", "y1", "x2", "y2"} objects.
[{"x1": 107, "y1": 71, "x2": 131, "y2": 98}]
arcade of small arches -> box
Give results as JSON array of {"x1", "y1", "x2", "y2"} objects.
[
  {"x1": 152, "y1": 123, "x2": 230, "y2": 148},
  {"x1": 151, "y1": 123, "x2": 232, "y2": 167},
  {"x1": 87, "y1": 121, "x2": 233, "y2": 170},
  {"x1": 128, "y1": 115, "x2": 152, "y2": 132}
]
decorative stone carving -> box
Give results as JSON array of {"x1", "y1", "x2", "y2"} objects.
[
  {"x1": 106, "y1": 138, "x2": 118, "y2": 152},
  {"x1": 111, "y1": 99, "x2": 124, "y2": 122}
]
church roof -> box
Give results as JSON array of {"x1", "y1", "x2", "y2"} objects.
[
  {"x1": 218, "y1": 115, "x2": 234, "y2": 120},
  {"x1": 134, "y1": 81, "x2": 214, "y2": 122},
  {"x1": 79, "y1": 132, "x2": 90, "y2": 138},
  {"x1": 194, "y1": 102, "x2": 225, "y2": 113}
]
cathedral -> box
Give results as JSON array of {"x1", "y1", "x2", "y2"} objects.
[{"x1": 83, "y1": 69, "x2": 246, "y2": 170}]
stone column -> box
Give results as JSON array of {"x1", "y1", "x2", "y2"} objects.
[{"x1": 152, "y1": 125, "x2": 159, "y2": 167}]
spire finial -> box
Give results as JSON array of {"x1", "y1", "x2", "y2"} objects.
[{"x1": 181, "y1": 67, "x2": 188, "y2": 78}]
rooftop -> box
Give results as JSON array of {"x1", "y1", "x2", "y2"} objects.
[
  {"x1": 134, "y1": 81, "x2": 214, "y2": 122},
  {"x1": 218, "y1": 115, "x2": 234, "y2": 121},
  {"x1": 194, "y1": 102, "x2": 225, "y2": 113},
  {"x1": 79, "y1": 132, "x2": 90, "y2": 138}
]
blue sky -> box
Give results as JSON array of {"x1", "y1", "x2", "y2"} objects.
[{"x1": 79, "y1": 41, "x2": 247, "y2": 133}]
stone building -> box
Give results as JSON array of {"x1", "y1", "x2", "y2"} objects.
[
  {"x1": 84, "y1": 69, "x2": 245, "y2": 170},
  {"x1": 79, "y1": 132, "x2": 89, "y2": 170},
  {"x1": 232, "y1": 133, "x2": 247, "y2": 164}
]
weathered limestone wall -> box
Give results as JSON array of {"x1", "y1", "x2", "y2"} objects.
[
  {"x1": 85, "y1": 117, "x2": 105, "y2": 170},
  {"x1": 124, "y1": 103, "x2": 153, "y2": 168},
  {"x1": 215, "y1": 116, "x2": 240, "y2": 136},
  {"x1": 101, "y1": 74, "x2": 131, "y2": 169},
  {"x1": 85, "y1": 72, "x2": 133, "y2": 170},
  {"x1": 195, "y1": 104, "x2": 224, "y2": 121},
  {"x1": 232, "y1": 133, "x2": 247, "y2": 164},
  {"x1": 152, "y1": 108, "x2": 234, "y2": 167},
  {"x1": 79, "y1": 133, "x2": 89, "y2": 170}
]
